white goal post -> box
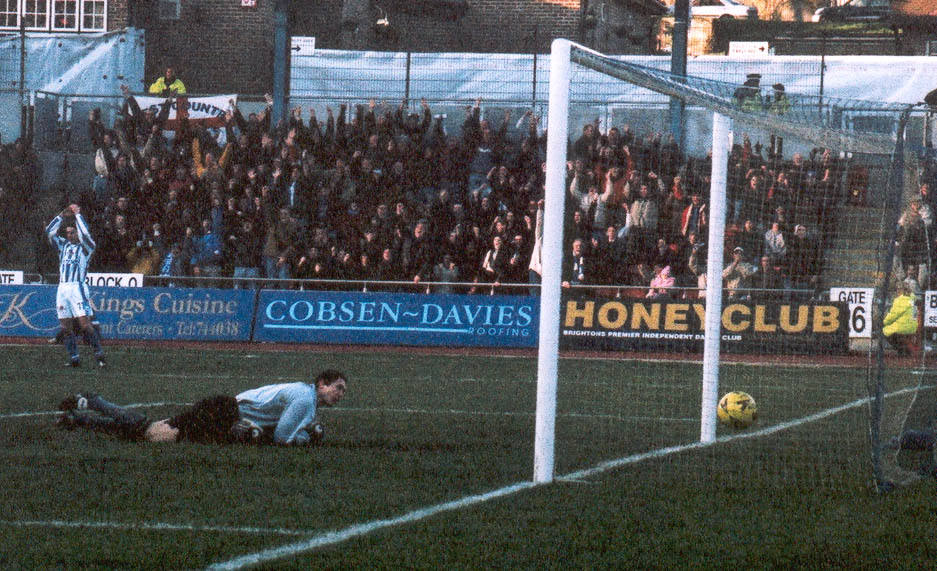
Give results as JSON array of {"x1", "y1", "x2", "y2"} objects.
[
  {"x1": 534, "y1": 39, "x2": 735, "y2": 483},
  {"x1": 533, "y1": 39, "x2": 571, "y2": 484}
]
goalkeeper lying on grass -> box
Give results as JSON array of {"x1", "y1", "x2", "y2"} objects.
[{"x1": 57, "y1": 369, "x2": 347, "y2": 445}]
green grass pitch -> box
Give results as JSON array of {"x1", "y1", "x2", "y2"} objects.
[{"x1": 0, "y1": 343, "x2": 934, "y2": 569}]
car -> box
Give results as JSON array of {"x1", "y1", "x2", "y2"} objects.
[
  {"x1": 668, "y1": 0, "x2": 759, "y2": 20},
  {"x1": 811, "y1": 1, "x2": 892, "y2": 23}
]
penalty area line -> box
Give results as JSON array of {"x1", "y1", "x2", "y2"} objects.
[
  {"x1": 204, "y1": 482, "x2": 538, "y2": 571},
  {"x1": 207, "y1": 384, "x2": 927, "y2": 570},
  {"x1": 0, "y1": 519, "x2": 313, "y2": 537}
]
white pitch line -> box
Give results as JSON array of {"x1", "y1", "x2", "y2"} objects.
[
  {"x1": 204, "y1": 482, "x2": 538, "y2": 571},
  {"x1": 0, "y1": 344, "x2": 881, "y2": 370},
  {"x1": 0, "y1": 402, "x2": 189, "y2": 421},
  {"x1": 1, "y1": 404, "x2": 695, "y2": 424},
  {"x1": 567, "y1": 384, "x2": 936, "y2": 481},
  {"x1": 340, "y1": 406, "x2": 697, "y2": 422},
  {"x1": 206, "y1": 384, "x2": 934, "y2": 571},
  {"x1": 0, "y1": 519, "x2": 312, "y2": 537}
]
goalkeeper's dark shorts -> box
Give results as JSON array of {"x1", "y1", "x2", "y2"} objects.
[{"x1": 167, "y1": 395, "x2": 240, "y2": 444}]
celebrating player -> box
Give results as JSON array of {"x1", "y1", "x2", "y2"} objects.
[
  {"x1": 46, "y1": 204, "x2": 106, "y2": 368},
  {"x1": 57, "y1": 369, "x2": 348, "y2": 445}
]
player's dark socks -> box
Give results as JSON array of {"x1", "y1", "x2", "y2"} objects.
[
  {"x1": 66, "y1": 411, "x2": 149, "y2": 441},
  {"x1": 83, "y1": 325, "x2": 103, "y2": 355},
  {"x1": 85, "y1": 394, "x2": 146, "y2": 427},
  {"x1": 63, "y1": 333, "x2": 79, "y2": 362},
  {"x1": 81, "y1": 323, "x2": 102, "y2": 345}
]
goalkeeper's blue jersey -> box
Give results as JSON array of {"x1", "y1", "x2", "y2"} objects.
[
  {"x1": 46, "y1": 214, "x2": 96, "y2": 285},
  {"x1": 236, "y1": 382, "x2": 318, "y2": 445}
]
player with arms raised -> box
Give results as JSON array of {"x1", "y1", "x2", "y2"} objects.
[{"x1": 46, "y1": 204, "x2": 106, "y2": 368}]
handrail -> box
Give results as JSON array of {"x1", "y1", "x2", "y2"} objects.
[{"x1": 112, "y1": 274, "x2": 815, "y2": 299}]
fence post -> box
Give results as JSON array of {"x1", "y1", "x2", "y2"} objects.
[
  {"x1": 819, "y1": 32, "x2": 827, "y2": 115},
  {"x1": 669, "y1": 0, "x2": 688, "y2": 152},
  {"x1": 531, "y1": 26, "x2": 539, "y2": 109},
  {"x1": 271, "y1": 0, "x2": 289, "y2": 126},
  {"x1": 19, "y1": 18, "x2": 27, "y2": 138},
  {"x1": 405, "y1": 52, "x2": 411, "y2": 102}
]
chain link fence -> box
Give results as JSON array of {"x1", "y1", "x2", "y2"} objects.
[
  {"x1": 0, "y1": 31, "x2": 25, "y2": 143},
  {"x1": 23, "y1": 47, "x2": 843, "y2": 158}
]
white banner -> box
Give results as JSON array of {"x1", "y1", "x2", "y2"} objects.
[
  {"x1": 830, "y1": 287, "x2": 874, "y2": 338},
  {"x1": 924, "y1": 291, "x2": 937, "y2": 328},
  {"x1": 728, "y1": 42, "x2": 772, "y2": 56},
  {"x1": 291, "y1": 36, "x2": 316, "y2": 56},
  {"x1": 0, "y1": 270, "x2": 24, "y2": 285},
  {"x1": 85, "y1": 273, "x2": 144, "y2": 288},
  {"x1": 135, "y1": 94, "x2": 236, "y2": 129}
]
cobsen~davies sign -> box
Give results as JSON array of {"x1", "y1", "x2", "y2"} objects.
[
  {"x1": 254, "y1": 290, "x2": 538, "y2": 348},
  {"x1": 559, "y1": 297, "x2": 850, "y2": 354}
]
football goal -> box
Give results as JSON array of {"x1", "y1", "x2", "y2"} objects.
[{"x1": 535, "y1": 39, "x2": 935, "y2": 492}]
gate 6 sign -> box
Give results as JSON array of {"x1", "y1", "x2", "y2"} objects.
[{"x1": 830, "y1": 287, "x2": 873, "y2": 338}]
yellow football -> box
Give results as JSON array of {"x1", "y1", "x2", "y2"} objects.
[{"x1": 717, "y1": 391, "x2": 757, "y2": 429}]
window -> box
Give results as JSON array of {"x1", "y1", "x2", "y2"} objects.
[
  {"x1": 848, "y1": 114, "x2": 898, "y2": 137},
  {"x1": 52, "y1": 0, "x2": 78, "y2": 31},
  {"x1": 0, "y1": 0, "x2": 107, "y2": 31},
  {"x1": 23, "y1": 0, "x2": 49, "y2": 29},
  {"x1": 927, "y1": 40, "x2": 937, "y2": 57},
  {"x1": 0, "y1": 0, "x2": 18, "y2": 27},
  {"x1": 81, "y1": 0, "x2": 104, "y2": 31},
  {"x1": 158, "y1": 0, "x2": 180, "y2": 20}
]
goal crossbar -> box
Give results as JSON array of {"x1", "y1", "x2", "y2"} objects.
[{"x1": 569, "y1": 47, "x2": 906, "y2": 156}]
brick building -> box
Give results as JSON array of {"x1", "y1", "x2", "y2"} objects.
[
  {"x1": 893, "y1": 0, "x2": 937, "y2": 47},
  {"x1": 0, "y1": 1, "x2": 667, "y2": 95}
]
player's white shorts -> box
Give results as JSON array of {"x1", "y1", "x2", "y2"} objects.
[{"x1": 56, "y1": 282, "x2": 93, "y2": 319}]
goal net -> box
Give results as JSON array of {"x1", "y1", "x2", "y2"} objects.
[{"x1": 536, "y1": 39, "x2": 935, "y2": 492}]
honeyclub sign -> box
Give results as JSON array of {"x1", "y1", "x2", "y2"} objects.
[
  {"x1": 559, "y1": 297, "x2": 850, "y2": 354},
  {"x1": 254, "y1": 291, "x2": 538, "y2": 348}
]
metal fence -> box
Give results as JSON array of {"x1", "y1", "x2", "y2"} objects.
[
  {"x1": 36, "y1": 274, "x2": 812, "y2": 302},
  {"x1": 0, "y1": 31, "x2": 25, "y2": 143},
  {"x1": 20, "y1": 48, "x2": 852, "y2": 158},
  {"x1": 31, "y1": 91, "x2": 273, "y2": 154},
  {"x1": 289, "y1": 49, "x2": 827, "y2": 105}
]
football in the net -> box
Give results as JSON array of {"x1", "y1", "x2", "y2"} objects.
[{"x1": 717, "y1": 391, "x2": 757, "y2": 429}]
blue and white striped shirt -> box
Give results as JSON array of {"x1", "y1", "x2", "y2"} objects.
[{"x1": 46, "y1": 214, "x2": 96, "y2": 285}]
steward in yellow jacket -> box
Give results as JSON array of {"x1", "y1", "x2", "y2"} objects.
[
  {"x1": 148, "y1": 67, "x2": 186, "y2": 96},
  {"x1": 883, "y1": 284, "x2": 918, "y2": 338}
]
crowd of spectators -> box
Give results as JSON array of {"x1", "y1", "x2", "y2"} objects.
[
  {"x1": 72, "y1": 72, "x2": 862, "y2": 299},
  {"x1": 896, "y1": 181, "x2": 937, "y2": 293},
  {"x1": 0, "y1": 137, "x2": 41, "y2": 265}
]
